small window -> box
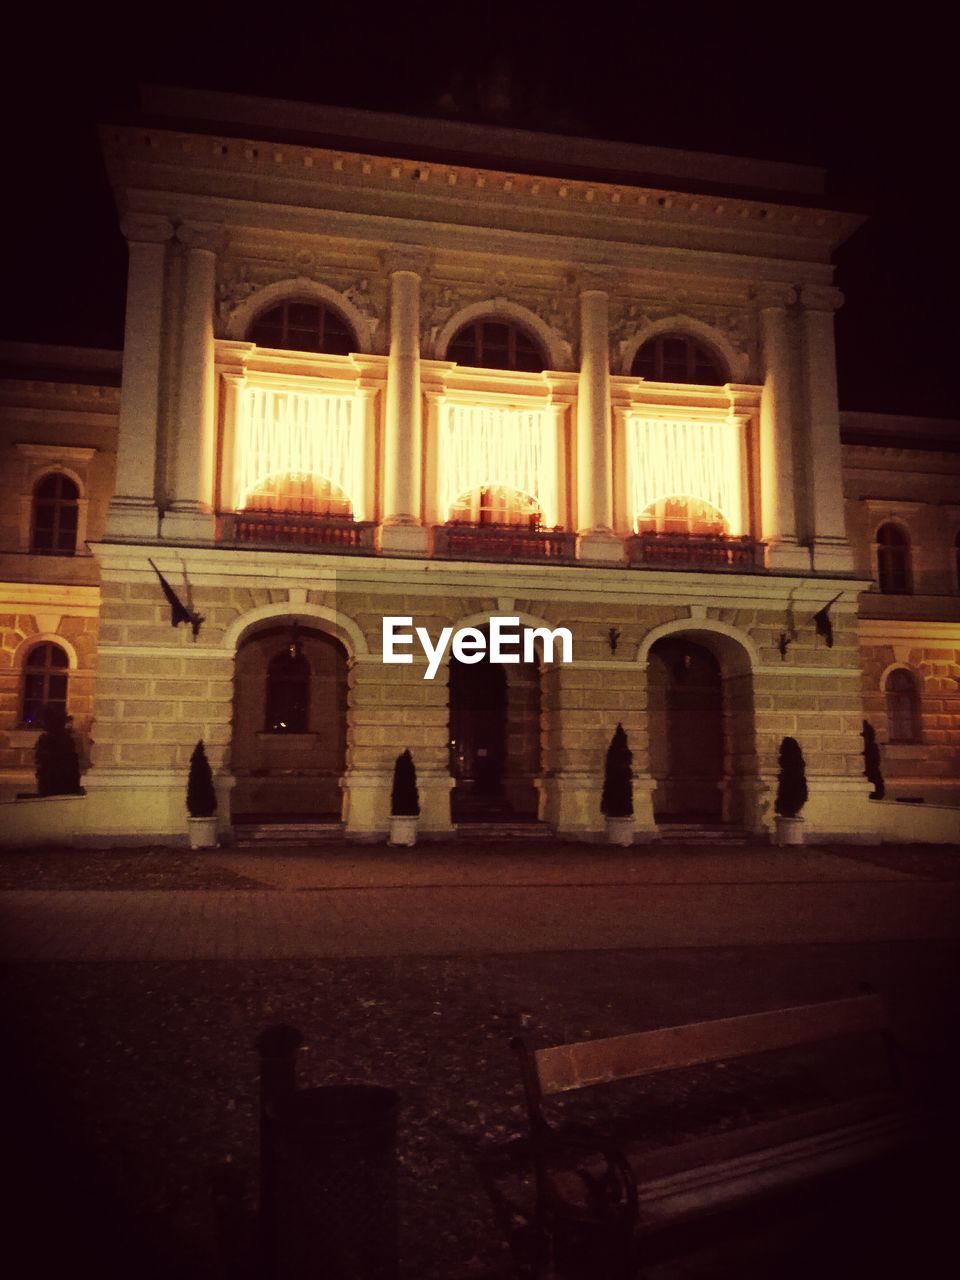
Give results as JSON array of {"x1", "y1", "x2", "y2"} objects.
[
  {"x1": 265, "y1": 642, "x2": 310, "y2": 733},
  {"x1": 876, "y1": 523, "x2": 911, "y2": 594},
  {"x1": 32, "y1": 473, "x2": 79, "y2": 555},
  {"x1": 448, "y1": 486, "x2": 542, "y2": 527},
  {"x1": 447, "y1": 320, "x2": 545, "y2": 372},
  {"x1": 631, "y1": 334, "x2": 725, "y2": 385},
  {"x1": 248, "y1": 300, "x2": 355, "y2": 355},
  {"x1": 21, "y1": 642, "x2": 70, "y2": 727},
  {"x1": 885, "y1": 668, "x2": 920, "y2": 743},
  {"x1": 955, "y1": 532, "x2": 960, "y2": 592}
]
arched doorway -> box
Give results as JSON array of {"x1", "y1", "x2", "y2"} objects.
[
  {"x1": 648, "y1": 637, "x2": 725, "y2": 822},
  {"x1": 449, "y1": 628, "x2": 541, "y2": 822},
  {"x1": 231, "y1": 623, "x2": 347, "y2": 822}
]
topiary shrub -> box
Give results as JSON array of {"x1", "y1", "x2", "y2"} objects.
[
  {"x1": 35, "y1": 706, "x2": 83, "y2": 797},
  {"x1": 391, "y1": 749, "x2": 420, "y2": 817},
  {"x1": 861, "y1": 720, "x2": 885, "y2": 800},
  {"x1": 775, "y1": 737, "x2": 808, "y2": 818},
  {"x1": 601, "y1": 723, "x2": 633, "y2": 818},
  {"x1": 187, "y1": 740, "x2": 217, "y2": 818}
]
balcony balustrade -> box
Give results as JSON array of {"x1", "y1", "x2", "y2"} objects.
[
  {"x1": 218, "y1": 511, "x2": 376, "y2": 552},
  {"x1": 433, "y1": 522, "x2": 577, "y2": 563},
  {"x1": 627, "y1": 532, "x2": 765, "y2": 572}
]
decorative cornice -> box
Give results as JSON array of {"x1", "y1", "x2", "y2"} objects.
[
  {"x1": 120, "y1": 213, "x2": 175, "y2": 245},
  {"x1": 177, "y1": 220, "x2": 227, "y2": 253},
  {"x1": 750, "y1": 282, "x2": 798, "y2": 310}
]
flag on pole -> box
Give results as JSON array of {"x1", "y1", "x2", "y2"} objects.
[
  {"x1": 148, "y1": 560, "x2": 202, "y2": 637},
  {"x1": 812, "y1": 593, "x2": 842, "y2": 648}
]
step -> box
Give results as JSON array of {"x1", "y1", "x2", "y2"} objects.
[
  {"x1": 455, "y1": 822, "x2": 553, "y2": 840},
  {"x1": 233, "y1": 822, "x2": 346, "y2": 845}
]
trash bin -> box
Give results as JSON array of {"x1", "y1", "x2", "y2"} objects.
[{"x1": 266, "y1": 1083, "x2": 400, "y2": 1280}]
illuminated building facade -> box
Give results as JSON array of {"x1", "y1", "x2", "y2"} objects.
[{"x1": 1, "y1": 87, "x2": 957, "y2": 843}]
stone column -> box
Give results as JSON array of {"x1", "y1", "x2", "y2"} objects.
[
  {"x1": 379, "y1": 252, "x2": 429, "y2": 554},
  {"x1": 162, "y1": 221, "x2": 223, "y2": 542},
  {"x1": 105, "y1": 214, "x2": 174, "y2": 541},
  {"x1": 799, "y1": 285, "x2": 854, "y2": 573},
  {"x1": 576, "y1": 283, "x2": 622, "y2": 561},
  {"x1": 757, "y1": 285, "x2": 809, "y2": 571}
]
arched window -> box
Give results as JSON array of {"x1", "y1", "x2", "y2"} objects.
[
  {"x1": 955, "y1": 532, "x2": 960, "y2": 592},
  {"x1": 248, "y1": 300, "x2": 355, "y2": 355},
  {"x1": 885, "y1": 669, "x2": 920, "y2": 743},
  {"x1": 636, "y1": 497, "x2": 728, "y2": 536},
  {"x1": 265, "y1": 641, "x2": 310, "y2": 733},
  {"x1": 244, "y1": 474, "x2": 353, "y2": 518},
  {"x1": 876, "y1": 523, "x2": 911, "y2": 594},
  {"x1": 631, "y1": 334, "x2": 725, "y2": 385},
  {"x1": 447, "y1": 320, "x2": 546, "y2": 372},
  {"x1": 21, "y1": 642, "x2": 70, "y2": 727},
  {"x1": 449, "y1": 486, "x2": 542, "y2": 527},
  {"x1": 32, "y1": 473, "x2": 79, "y2": 555}
]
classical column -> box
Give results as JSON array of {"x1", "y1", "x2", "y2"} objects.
[
  {"x1": 576, "y1": 282, "x2": 621, "y2": 562},
  {"x1": 379, "y1": 251, "x2": 429, "y2": 554},
  {"x1": 105, "y1": 214, "x2": 174, "y2": 541},
  {"x1": 798, "y1": 285, "x2": 854, "y2": 573},
  {"x1": 757, "y1": 285, "x2": 809, "y2": 571},
  {"x1": 162, "y1": 221, "x2": 223, "y2": 542}
]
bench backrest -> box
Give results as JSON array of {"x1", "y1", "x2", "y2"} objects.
[{"x1": 520, "y1": 993, "x2": 889, "y2": 1099}]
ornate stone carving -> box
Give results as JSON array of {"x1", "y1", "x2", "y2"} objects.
[{"x1": 177, "y1": 221, "x2": 227, "y2": 254}]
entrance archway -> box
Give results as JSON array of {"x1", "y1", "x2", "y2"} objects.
[
  {"x1": 644, "y1": 625, "x2": 759, "y2": 828},
  {"x1": 449, "y1": 629, "x2": 541, "y2": 821},
  {"x1": 231, "y1": 623, "x2": 347, "y2": 822}
]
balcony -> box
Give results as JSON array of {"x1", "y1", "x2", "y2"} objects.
[
  {"x1": 218, "y1": 512, "x2": 376, "y2": 552},
  {"x1": 627, "y1": 532, "x2": 765, "y2": 572},
  {"x1": 433, "y1": 523, "x2": 576, "y2": 563}
]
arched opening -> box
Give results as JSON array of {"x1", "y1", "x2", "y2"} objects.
[
  {"x1": 448, "y1": 626, "x2": 541, "y2": 822},
  {"x1": 231, "y1": 623, "x2": 348, "y2": 823},
  {"x1": 248, "y1": 299, "x2": 356, "y2": 355},
  {"x1": 885, "y1": 668, "x2": 921, "y2": 743},
  {"x1": 22, "y1": 642, "x2": 70, "y2": 727},
  {"x1": 636, "y1": 496, "x2": 729, "y2": 536},
  {"x1": 646, "y1": 632, "x2": 758, "y2": 826},
  {"x1": 876, "y1": 523, "x2": 911, "y2": 594},
  {"x1": 243, "y1": 473, "x2": 354, "y2": 518},
  {"x1": 446, "y1": 319, "x2": 546, "y2": 372},
  {"x1": 631, "y1": 333, "x2": 726, "y2": 384},
  {"x1": 448, "y1": 485, "x2": 543, "y2": 528}
]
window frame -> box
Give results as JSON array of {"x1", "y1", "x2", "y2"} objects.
[
  {"x1": 446, "y1": 319, "x2": 547, "y2": 373},
  {"x1": 884, "y1": 667, "x2": 921, "y2": 744},
  {"x1": 875, "y1": 522, "x2": 913, "y2": 595},
  {"x1": 31, "y1": 471, "x2": 81, "y2": 556},
  {"x1": 20, "y1": 641, "x2": 71, "y2": 728},
  {"x1": 247, "y1": 299, "x2": 357, "y2": 356},
  {"x1": 631, "y1": 333, "x2": 726, "y2": 385}
]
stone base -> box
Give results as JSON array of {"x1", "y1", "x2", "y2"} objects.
[
  {"x1": 577, "y1": 532, "x2": 624, "y2": 564},
  {"x1": 378, "y1": 522, "x2": 430, "y2": 555},
  {"x1": 161, "y1": 506, "x2": 217, "y2": 543},
  {"x1": 765, "y1": 538, "x2": 812, "y2": 573},
  {"x1": 104, "y1": 498, "x2": 160, "y2": 542},
  {"x1": 343, "y1": 766, "x2": 453, "y2": 836},
  {"x1": 810, "y1": 537, "x2": 855, "y2": 575}
]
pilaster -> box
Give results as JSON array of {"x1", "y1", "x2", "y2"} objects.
[
  {"x1": 162, "y1": 221, "x2": 224, "y2": 543},
  {"x1": 575, "y1": 281, "x2": 620, "y2": 563},
  {"x1": 105, "y1": 214, "x2": 174, "y2": 541},
  {"x1": 757, "y1": 285, "x2": 809, "y2": 571}
]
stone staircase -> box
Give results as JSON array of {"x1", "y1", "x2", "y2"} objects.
[
  {"x1": 232, "y1": 821, "x2": 346, "y2": 846},
  {"x1": 654, "y1": 822, "x2": 750, "y2": 846},
  {"x1": 455, "y1": 821, "x2": 554, "y2": 840}
]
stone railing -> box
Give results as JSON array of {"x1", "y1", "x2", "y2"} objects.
[
  {"x1": 627, "y1": 533, "x2": 765, "y2": 572},
  {"x1": 433, "y1": 523, "x2": 577, "y2": 563},
  {"x1": 218, "y1": 512, "x2": 377, "y2": 552}
]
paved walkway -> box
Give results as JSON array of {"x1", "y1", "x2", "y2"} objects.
[{"x1": 2, "y1": 847, "x2": 958, "y2": 960}]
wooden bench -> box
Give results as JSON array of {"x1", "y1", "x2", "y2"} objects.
[{"x1": 507, "y1": 991, "x2": 929, "y2": 1278}]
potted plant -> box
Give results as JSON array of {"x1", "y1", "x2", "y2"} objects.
[
  {"x1": 389, "y1": 749, "x2": 420, "y2": 846},
  {"x1": 774, "y1": 736, "x2": 808, "y2": 846},
  {"x1": 601, "y1": 723, "x2": 634, "y2": 845},
  {"x1": 187, "y1": 739, "x2": 218, "y2": 849}
]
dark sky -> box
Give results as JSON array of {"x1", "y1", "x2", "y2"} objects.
[{"x1": 3, "y1": 2, "x2": 956, "y2": 419}]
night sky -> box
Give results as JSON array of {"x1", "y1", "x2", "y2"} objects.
[{"x1": 3, "y1": 3, "x2": 956, "y2": 420}]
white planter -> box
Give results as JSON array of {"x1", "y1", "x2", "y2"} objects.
[
  {"x1": 389, "y1": 815, "x2": 418, "y2": 847},
  {"x1": 774, "y1": 815, "x2": 805, "y2": 847},
  {"x1": 606, "y1": 816, "x2": 635, "y2": 846},
  {"x1": 188, "y1": 816, "x2": 219, "y2": 849}
]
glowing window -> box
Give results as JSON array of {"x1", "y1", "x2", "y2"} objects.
[
  {"x1": 885, "y1": 668, "x2": 920, "y2": 743},
  {"x1": 448, "y1": 486, "x2": 543, "y2": 527},
  {"x1": 265, "y1": 644, "x2": 310, "y2": 733},
  {"x1": 876, "y1": 523, "x2": 911, "y2": 594},
  {"x1": 636, "y1": 497, "x2": 728, "y2": 536},
  {"x1": 631, "y1": 334, "x2": 725, "y2": 385},
  {"x1": 447, "y1": 320, "x2": 545, "y2": 372},
  {"x1": 248, "y1": 300, "x2": 355, "y2": 355},
  {"x1": 31, "y1": 473, "x2": 79, "y2": 555},
  {"x1": 21, "y1": 642, "x2": 70, "y2": 727},
  {"x1": 244, "y1": 473, "x2": 353, "y2": 518}
]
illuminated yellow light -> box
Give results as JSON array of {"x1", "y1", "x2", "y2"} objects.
[
  {"x1": 439, "y1": 402, "x2": 559, "y2": 526},
  {"x1": 627, "y1": 415, "x2": 743, "y2": 535}
]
